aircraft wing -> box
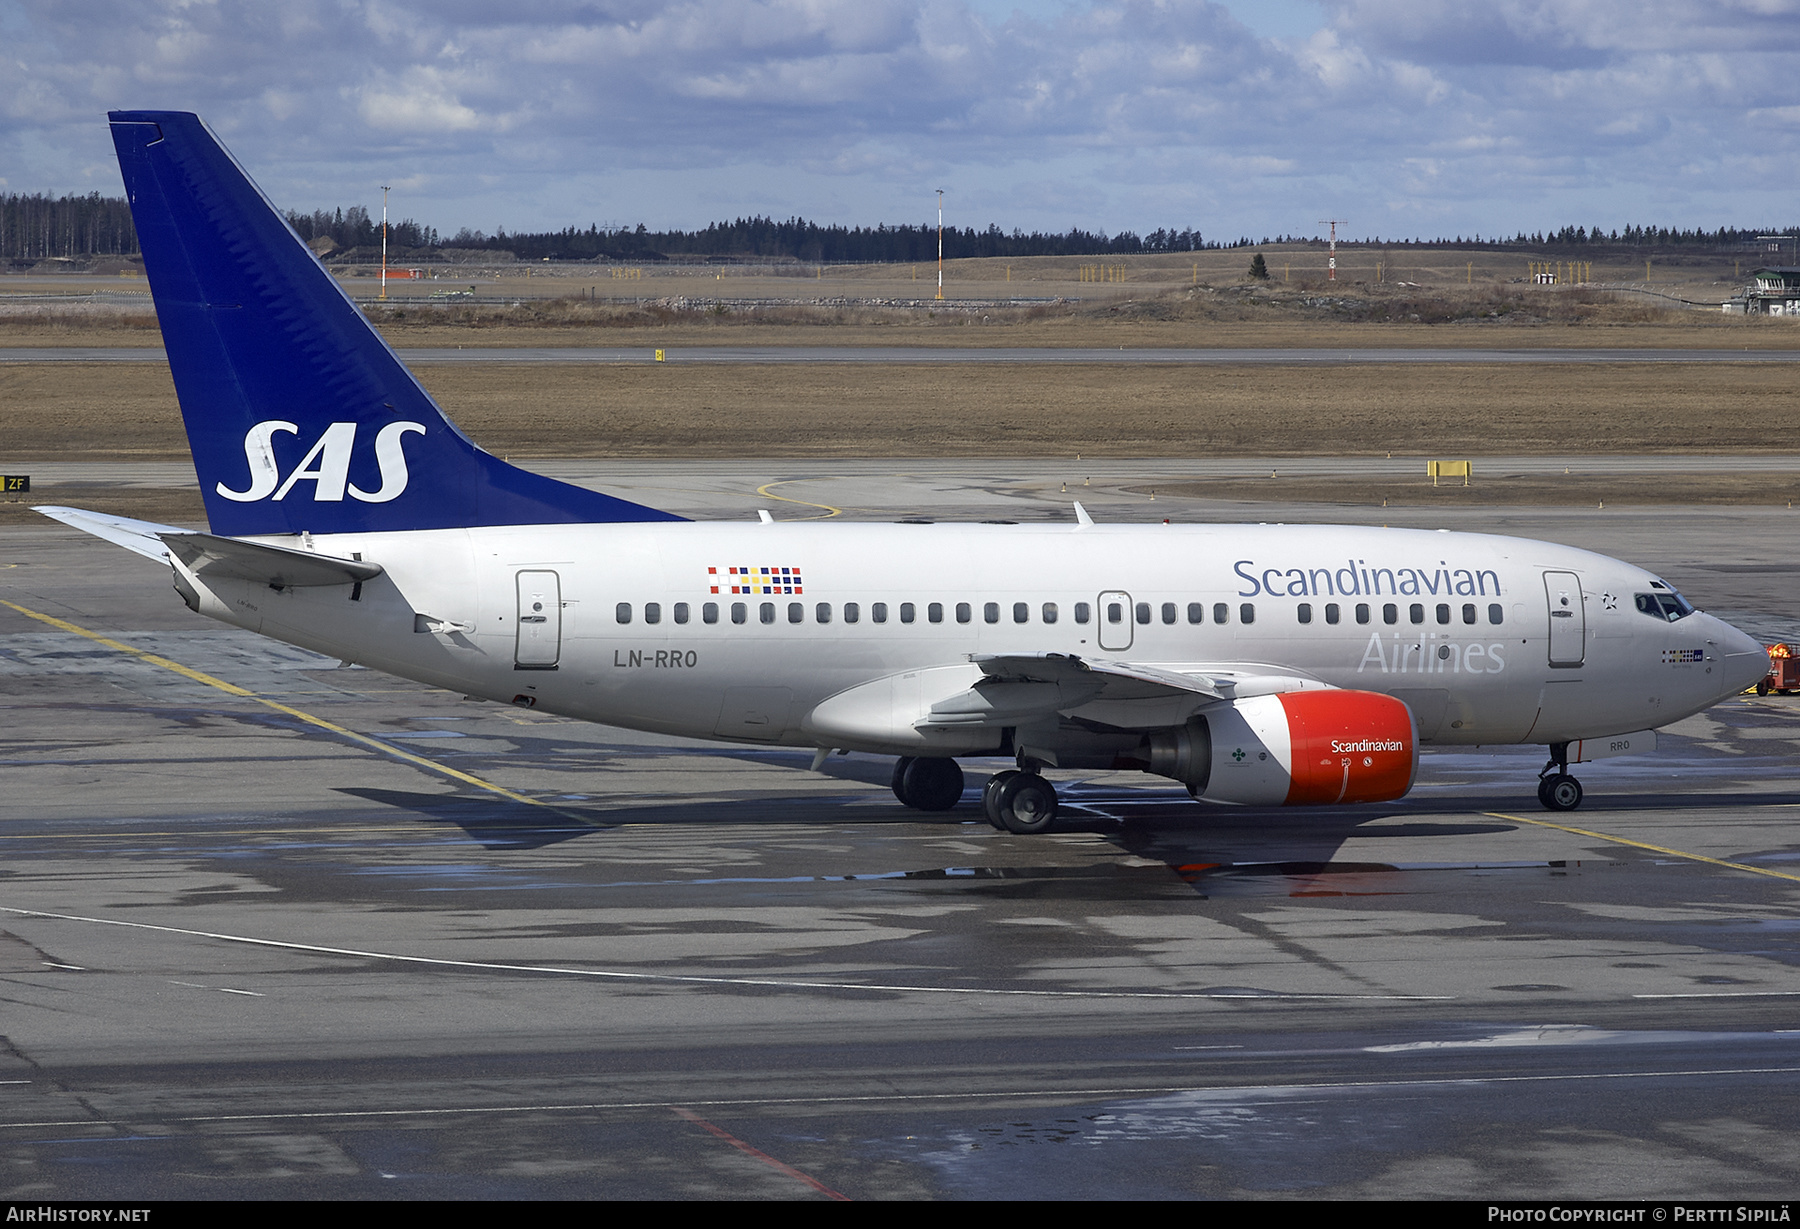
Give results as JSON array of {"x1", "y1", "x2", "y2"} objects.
[
  {"x1": 33, "y1": 505, "x2": 191, "y2": 562},
  {"x1": 919, "y1": 652, "x2": 1324, "y2": 730}
]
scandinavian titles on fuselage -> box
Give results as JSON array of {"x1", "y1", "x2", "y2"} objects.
[{"x1": 1234, "y1": 558, "x2": 1502, "y2": 599}]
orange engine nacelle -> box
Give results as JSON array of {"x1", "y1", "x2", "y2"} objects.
[{"x1": 1146, "y1": 689, "x2": 1419, "y2": 806}]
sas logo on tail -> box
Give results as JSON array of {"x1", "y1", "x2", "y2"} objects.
[{"x1": 217, "y1": 420, "x2": 426, "y2": 504}]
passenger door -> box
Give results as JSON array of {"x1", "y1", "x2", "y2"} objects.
[{"x1": 515, "y1": 570, "x2": 562, "y2": 669}]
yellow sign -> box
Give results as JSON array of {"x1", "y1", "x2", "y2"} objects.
[{"x1": 1427, "y1": 460, "x2": 1472, "y2": 487}]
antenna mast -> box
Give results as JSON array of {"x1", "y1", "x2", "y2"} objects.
[
  {"x1": 1319, "y1": 219, "x2": 1344, "y2": 282},
  {"x1": 936, "y1": 189, "x2": 945, "y2": 301}
]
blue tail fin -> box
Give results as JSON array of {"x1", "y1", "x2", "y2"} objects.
[{"x1": 109, "y1": 111, "x2": 683, "y2": 536}]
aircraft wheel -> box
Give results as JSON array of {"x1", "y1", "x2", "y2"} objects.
[
  {"x1": 1541, "y1": 773, "x2": 1583, "y2": 812},
  {"x1": 902, "y1": 757, "x2": 965, "y2": 812},
  {"x1": 998, "y1": 773, "x2": 1059, "y2": 834},
  {"x1": 983, "y1": 771, "x2": 1019, "y2": 829},
  {"x1": 891, "y1": 756, "x2": 917, "y2": 806}
]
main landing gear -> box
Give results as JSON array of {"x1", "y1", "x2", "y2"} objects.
[
  {"x1": 890, "y1": 756, "x2": 964, "y2": 812},
  {"x1": 1537, "y1": 743, "x2": 1584, "y2": 812},
  {"x1": 982, "y1": 764, "x2": 1060, "y2": 835},
  {"x1": 889, "y1": 755, "x2": 1062, "y2": 834}
]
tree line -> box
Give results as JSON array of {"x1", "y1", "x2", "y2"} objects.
[
  {"x1": 0, "y1": 193, "x2": 139, "y2": 259},
  {"x1": 6, "y1": 192, "x2": 1794, "y2": 263}
]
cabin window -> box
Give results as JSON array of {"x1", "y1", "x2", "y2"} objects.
[
  {"x1": 1240, "y1": 603, "x2": 1255, "y2": 624},
  {"x1": 703, "y1": 602, "x2": 719, "y2": 624},
  {"x1": 1297, "y1": 603, "x2": 1313, "y2": 624},
  {"x1": 1435, "y1": 603, "x2": 1450, "y2": 625},
  {"x1": 1107, "y1": 601, "x2": 1124, "y2": 625},
  {"x1": 1383, "y1": 603, "x2": 1398, "y2": 625},
  {"x1": 1410, "y1": 603, "x2": 1425, "y2": 625},
  {"x1": 900, "y1": 602, "x2": 916, "y2": 624},
  {"x1": 1074, "y1": 602, "x2": 1091, "y2": 624},
  {"x1": 1356, "y1": 603, "x2": 1370, "y2": 624},
  {"x1": 872, "y1": 602, "x2": 888, "y2": 623},
  {"x1": 615, "y1": 602, "x2": 632, "y2": 624},
  {"x1": 644, "y1": 602, "x2": 661, "y2": 625},
  {"x1": 844, "y1": 602, "x2": 859, "y2": 624},
  {"x1": 1161, "y1": 602, "x2": 1177, "y2": 625},
  {"x1": 1042, "y1": 602, "x2": 1058, "y2": 624},
  {"x1": 984, "y1": 602, "x2": 1000, "y2": 624},
  {"x1": 1213, "y1": 602, "x2": 1229, "y2": 625},
  {"x1": 1325, "y1": 603, "x2": 1340, "y2": 625},
  {"x1": 1488, "y1": 604, "x2": 1504, "y2": 625},
  {"x1": 928, "y1": 602, "x2": 944, "y2": 623},
  {"x1": 1187, "y1": 602, "x2": 1204, "y2": 624},
  {"x1": 731, "y1": 602, "x2": 746, "y2": 624},
  {"x1": 1014, "y1": 602, "x2": 1029, "y2": 624},
  {"x1": 815, "y1": 603, "x2": 831, "y2": 624},
  {"x1": 760, "y1": 602, "x2": 775, "y2": 624},
  {"x1": 788, "y1": 602, "x2": 804, "y2": 624},
  {"x1": 1135, "y1": 602, "x2": 1151, "y2": 625},
  {"x1": 1461, "y1": 603, "x2": 1477, "y2": 625},
  {"x1": 673, "y1": 602, "x2": 689, "y2": 625},
  {"x1": 955, "y1": 602, "x2": 972, "y2": 624}
]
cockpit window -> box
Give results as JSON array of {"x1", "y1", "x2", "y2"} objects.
[{"x1": 1635, "y1": 591, "x2": 1694, "y2": 622}]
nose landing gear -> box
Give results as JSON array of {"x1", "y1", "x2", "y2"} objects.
[{"x1": 1537, "y1": 743, "x2": 1584, "y2": 811}]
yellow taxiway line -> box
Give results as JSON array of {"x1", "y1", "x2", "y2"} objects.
[
  {"x1": 1, "y1": 597, "x2": 590, "y2": 822},
  {"x1": 1487, "y1": 810, "x2": 1800, "y2": 884},
  {"x1": 754, "y1": 479, "x2": 842, "y2": 519}
]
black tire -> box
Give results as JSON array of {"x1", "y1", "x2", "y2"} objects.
[
  {"x1": 902, "y1": 757, "x2": 965, "y2": 812},
  {"x1": 983, "y1": 771, "x2": 1018, "y2": 830},
  {"x1": 1757, "y1": 679, "x2": 1772, "y2": 696},
  {"x1": 891, "y1": 756, "x2": 917, "y2": 806},
  {"x1": 999, "y1": 773, "x2": 1059, "y2": 834},
  {"x1": 1541, "y1": 773, "x2": 1583, "y2": 812},
  {"x1": 1536, "y1": 776, "x2": 1554, "y2": 807}
]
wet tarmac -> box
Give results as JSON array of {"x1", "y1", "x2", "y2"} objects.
[{"x1": 4, "y1": 485, "x2": 1800, "y2": 1199}]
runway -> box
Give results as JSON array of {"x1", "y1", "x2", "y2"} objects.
[
  {"x1": 4, "y1": 472, "x2": 1800, "y2": 1198},
  {"x1": 6, "y1": 345, "x2": 1800, "y2": 366}
]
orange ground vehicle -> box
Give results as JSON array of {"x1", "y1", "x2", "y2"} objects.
[{"x1": 1759, "y1": 643, "x2": 1799, "y2": 695}]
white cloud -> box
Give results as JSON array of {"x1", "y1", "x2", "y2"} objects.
[{"x1": 0, "y1": 0, "x2": 1791, "y2": 237}]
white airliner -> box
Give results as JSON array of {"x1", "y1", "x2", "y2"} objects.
[{"x1": 38, "y1": 111, "x2": 1770, "y2": 832}]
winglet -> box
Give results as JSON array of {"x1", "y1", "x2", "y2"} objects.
[{"x1": 1073, "y1": 501, "x2": 1095, "y2": 527}]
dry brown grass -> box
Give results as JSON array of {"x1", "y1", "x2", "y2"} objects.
[{"x1": 4, "y1": 359, "x2": 1796, "y2": 463}]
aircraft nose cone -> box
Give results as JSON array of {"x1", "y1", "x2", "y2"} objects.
[{"x1": 1711, "y1": 617, "x2": 1770, "y2": 696}]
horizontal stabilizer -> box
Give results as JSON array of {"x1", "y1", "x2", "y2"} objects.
[
  {"x1": 34, "y1": 505, "x2": 191, "y2": 561},
  {"x1": 160, "y1": 532, "x2": 383, "y2": 589}
]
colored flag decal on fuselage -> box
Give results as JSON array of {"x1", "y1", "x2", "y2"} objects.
[{"x1": 708, "y1": 566, "x2": 804, "y2": 595}]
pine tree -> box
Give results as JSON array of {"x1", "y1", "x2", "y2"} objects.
[{"x1": 1249, "y1": 252, "x2": 1270, "y2": 280}]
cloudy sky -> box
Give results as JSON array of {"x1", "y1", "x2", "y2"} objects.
[{"x1": 2, "y1": 1, "x2": 1796, "y2": 241}]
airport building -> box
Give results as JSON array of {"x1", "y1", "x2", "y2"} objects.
[{"x1": 1723, "y1": 266, "x2": 1800, "y2": 315}]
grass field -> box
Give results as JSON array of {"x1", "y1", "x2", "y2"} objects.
[{"x1": 3, "y1": 251, "x2": 1797, "y2": 525}]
